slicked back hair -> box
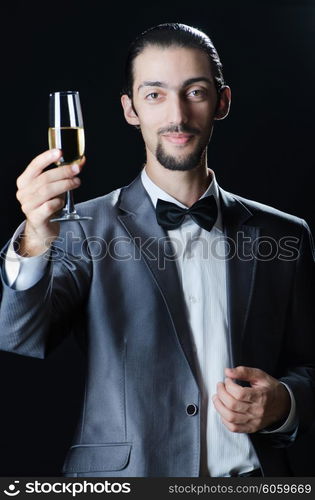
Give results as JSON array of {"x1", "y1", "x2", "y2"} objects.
[{"x1": 122, "y1": 23, "x2": 226, "y2": 99}]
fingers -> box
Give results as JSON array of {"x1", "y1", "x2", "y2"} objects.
[
  {"x1": 17, "y1": 150, "x2": 85, "y2": 190},
  {"x1": 20, "y1": 177, "x2": 81, "y2": 214},
  {"x1": 212, "y1": 392, "x2": 250, "y2": 426},
  {"x1": 17, "y1": 149, "x2": 62, "y2": 189},
  {"x1": 216, "y1": 381, "x2": 250, "y2": 413},
  {"x1": 212, "y1": 382, "x2": 262, "y2": 433},
  {"x1": 26, "y1": 197, "x2": 66, "y2": 228},
  {"x1": 225, "y1": 366, "x2": 267, "y2": 384},
  {"x1": 28, "y1": 157, "x2": 86, "y2": 195},
  {"x1": 220, "y1": 417, "x2": 257, "y2": 434},
  {"x1": 14, "y1": 151, "x2": 86, "y2": 255},
  {"x1": 213, "y1": 367, "x2": 282, "y2": 433},
  {"x1": 16, "y1": 155, "x2": 85, "y2": 208},
  {"x1": 224, "y1": 377, "x2": 254, "y2": 403}
]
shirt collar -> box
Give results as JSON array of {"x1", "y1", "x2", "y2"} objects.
[{"x1": 141, "y1": 166, "x2": 223, "y2": 231}]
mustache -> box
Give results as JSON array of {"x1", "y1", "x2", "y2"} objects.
[{"x1": 158, "y1": 124, "x2": 200, "y2": 135}]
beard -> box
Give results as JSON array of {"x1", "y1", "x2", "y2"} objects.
[
  {"x1": 156, "y1": 140, "x2": 206, "y2": 171},
  {"x1": 155, "y1": 125, "x2": 213, "y2": 171}
]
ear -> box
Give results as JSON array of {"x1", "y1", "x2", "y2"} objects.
[
  {"x1": 121, "y1": 94, "x2": 140, "y2": 126},
  {"x1": 214, "y1": 86, "x2": 231, "y2": 121}
]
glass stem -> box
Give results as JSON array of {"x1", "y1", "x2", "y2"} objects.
[{"x1": 64, "y1": 191, "x2": 76, "y2": 215}]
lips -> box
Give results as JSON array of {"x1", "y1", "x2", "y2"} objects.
[{"x1": 162, "y1": 134, "x2": 193, "y2": 145}]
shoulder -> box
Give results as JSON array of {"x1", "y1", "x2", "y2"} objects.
[
  {"x1": 75, "y1": 187, "x2": 123, "y2": 214},
  {"x1": 70, "y1": 180, "x2": 137, "y2": 238},
  {"x1": 74, "y1": 172, "x2": 142, "y2": 216},
  {"x1": 221, "y1": 188, "x2": 309, "y2": 236}
]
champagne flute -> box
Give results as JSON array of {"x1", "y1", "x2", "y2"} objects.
[{"x1": 48, "y1": 90, "x2": 92, "y2": 221}]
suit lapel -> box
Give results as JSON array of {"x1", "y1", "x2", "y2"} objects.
[
  {"x1": 118, "y1": 174, "x2": 200, "y2": 383},
  {"x1": 219, "y1": 188, "x2": 260, "y2": 367}
]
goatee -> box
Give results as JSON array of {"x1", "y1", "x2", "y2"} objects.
[{"x1": 156, "y1": 142, "x2": 206, "y2": 171}]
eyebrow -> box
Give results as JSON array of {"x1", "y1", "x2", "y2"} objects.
[{"x1": 137, "y1": 77, "x2": 213, "y2": 92}]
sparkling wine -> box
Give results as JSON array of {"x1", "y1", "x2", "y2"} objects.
[{"x1": 48, "y1": 126, "x2": 85, "y2": 165}]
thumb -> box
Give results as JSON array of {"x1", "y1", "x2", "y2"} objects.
[{"x1": 225, "y1": 366, "x2": 267, "y2": 386}]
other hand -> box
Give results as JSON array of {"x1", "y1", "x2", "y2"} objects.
[{"x1": 212, "y1": 366, "x2": 291, "y2": 433}]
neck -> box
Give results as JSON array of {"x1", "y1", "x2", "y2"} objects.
[{"x1": 144, "y1": 149, "x2": 212, "y2": 207}]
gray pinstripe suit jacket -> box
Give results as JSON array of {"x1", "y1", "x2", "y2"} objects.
[{"x1": 0, "y1": 173, "x2": 314, "y2": 476}]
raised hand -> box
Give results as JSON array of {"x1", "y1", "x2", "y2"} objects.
[{"x1": 15, "y1": 149, "x2": 85, "y2": 256}]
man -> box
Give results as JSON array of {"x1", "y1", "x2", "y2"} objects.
[{"x1": 0, "y1": 23, "x2": 314, "y2": 477}]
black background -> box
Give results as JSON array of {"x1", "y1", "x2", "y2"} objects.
[{"x1": 0, "y1": 0, "x2": 314, "y2": 476}]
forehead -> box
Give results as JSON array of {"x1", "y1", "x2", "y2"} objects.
[{"x1": 132, "y1": 45, "x2": 213, "y2": 89}]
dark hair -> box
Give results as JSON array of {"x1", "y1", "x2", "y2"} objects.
[{"x1": 122, "y1": 22, "x2": 225, "y2": 98}]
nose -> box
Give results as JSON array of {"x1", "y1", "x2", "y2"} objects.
[{"x1": 166, "y1": 93, "x2": 189, "y2": 126}]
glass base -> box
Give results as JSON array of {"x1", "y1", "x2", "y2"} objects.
[{"x1": 50, "y1": 212, "x2": 93, "y2": 222}]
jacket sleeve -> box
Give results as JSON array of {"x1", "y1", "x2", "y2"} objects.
[
  {"x1": 272, "y1": 220, "x2": 315, "y2": 446},
  {"x1": 0, "y1": 222, "x2": 92, "y2": 359}
]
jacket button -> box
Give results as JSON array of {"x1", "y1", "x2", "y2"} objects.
[{"x1": 186, "y1": 404, "x2": 198, "y2": 416}]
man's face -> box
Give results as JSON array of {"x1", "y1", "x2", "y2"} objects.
[{"x1": 125, "y1": 45, "x2": 224, "y2": 171}]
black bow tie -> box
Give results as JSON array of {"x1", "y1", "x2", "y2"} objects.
[{"x1": 156, "y1": 195, "x2": 218, "y2": 231}]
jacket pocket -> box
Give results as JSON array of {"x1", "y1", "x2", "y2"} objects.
[{"x1": 62, "y1": 443, "x2": 132, "y2": 473}]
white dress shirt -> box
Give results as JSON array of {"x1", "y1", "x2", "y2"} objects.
[{"x1": 4, "y1": 167, "x2": 296, "y2": 476}]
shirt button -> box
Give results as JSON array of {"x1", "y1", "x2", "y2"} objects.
[
  {"x1": 186, "y1": 404, "x2": 198, "y2": 416},
  {"x1": 189, "y1": 295, "x2": 197, "y2": 304}
]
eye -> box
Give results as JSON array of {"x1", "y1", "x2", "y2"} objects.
[
  {"x1": 187, "y1": 88, "x2": 206, "y2": 98},
  {"x1": 145, "y1": 92, "x2": 160, "y2": 100}
]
